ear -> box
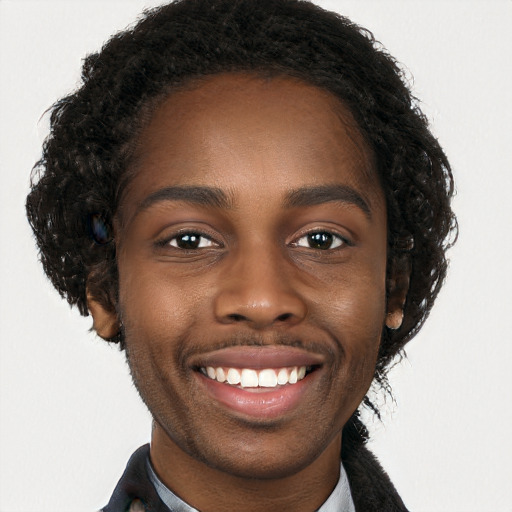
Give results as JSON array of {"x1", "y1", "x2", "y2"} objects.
[
  {"x1": 87, "y1": 290, "x2": 120, "y2": 340},
  {"x1": 385, "y1": 256, "x2": 410, "y2": 330}
]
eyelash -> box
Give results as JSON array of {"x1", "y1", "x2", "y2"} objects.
[
  {"x1": 156, "y1": 231, "x2": 220, "y2": 251},
  {"x1": 156, "y1": 229, "x2": 351, "y2": 252},
  {"x1": 291, "y1": 230, "x2": 351, "y2": 251}
]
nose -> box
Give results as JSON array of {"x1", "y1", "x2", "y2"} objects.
[{"x1": 214, "y1": 246, "x2": 307, "y2": 329}]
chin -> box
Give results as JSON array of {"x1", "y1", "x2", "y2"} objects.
[{"x1": 177, "y1": 418, "x2": 342, "y2": 481}]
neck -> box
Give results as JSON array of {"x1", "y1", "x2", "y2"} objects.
[{"x1": 150, "y1": 422, "x2": 342, "y2": 512}]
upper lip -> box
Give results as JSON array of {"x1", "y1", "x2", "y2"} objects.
[{"x1": 190, "y1": 346, "x2": 325, "y2": 369}]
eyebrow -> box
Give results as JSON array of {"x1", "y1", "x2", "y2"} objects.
[
  {"x1": 137, "y1": 186, "x2": 233, "y2": 213},
  {"x1": 284, "y1": 184, "x2": 371, "y2": 217},
  {"x1": 135, "y1": 183, "x2": 371, "y2": 218}
]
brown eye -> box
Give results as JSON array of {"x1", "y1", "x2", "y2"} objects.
[
  {"x1": 294, "y1": 232, "x2": 345, "y2": 250},
  {"x1": 170, "y1": 233, "x2": 215, "y2": 250}
]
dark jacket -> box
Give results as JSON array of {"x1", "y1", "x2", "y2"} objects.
[{"x1": 102, "y1": 443, "x2": 409, "y2": 512}]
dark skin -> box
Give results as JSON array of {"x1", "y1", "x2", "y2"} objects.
[{"x1": 89, "y1": 74, "x2": 404, "y2": 512}]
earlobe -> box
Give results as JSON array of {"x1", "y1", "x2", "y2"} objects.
[
  {"x1": 385, "y1": 309, "x2": 404, "y2": 330},
  {"x1": 87, "y1": 291, "x2": 120, "y2": 340},
  {"x1": 385, "y1": 255, "x2": 410, "y2": 331}
]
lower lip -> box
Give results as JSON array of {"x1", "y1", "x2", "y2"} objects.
[{"x1": 196, "y1": 372, "x2": 314, "y2": 420}]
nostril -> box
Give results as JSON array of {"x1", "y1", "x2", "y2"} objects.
[
  {"x1": 227, "y1": 313, "x2": 246, "y2": 322},
  {"x1": 276, "y1": 313, "x2": 293, "y2": 322}
]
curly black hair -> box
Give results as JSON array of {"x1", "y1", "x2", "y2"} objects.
[{"x1": 26, "y1": 0, "x2": 456, "y2": 407}]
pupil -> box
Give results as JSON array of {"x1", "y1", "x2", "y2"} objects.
[
  {"x1": 177, "y1": 234, "x2": 200, "y2": 249},
  {"x1": 308, "y1": 232, "x2": 333, "y2": 249}
]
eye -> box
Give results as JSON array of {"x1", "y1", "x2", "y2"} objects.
[
  {"x1": 293, "y1": 231, "x2": 347, "y2": 250},
  {"x1": 168, "y1": 232, "x2": 216, "y2": 250}
]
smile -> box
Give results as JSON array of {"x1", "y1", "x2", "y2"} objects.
[
  {"x1": 192, "y1": 346, "x2": 325, "y2": 419},
  {"x1": 200, "y1": 365, "x2": 311, "y2": 388}
]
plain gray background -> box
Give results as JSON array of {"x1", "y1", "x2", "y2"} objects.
[{"x1": 1, "y1": 1, "x2": 511, "y2": 510}]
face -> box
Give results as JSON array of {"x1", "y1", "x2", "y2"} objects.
[{"x1": 112, "y1": 74, "x2": 388, "y2": 480}]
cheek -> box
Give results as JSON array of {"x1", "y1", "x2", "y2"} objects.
[
  {"x1": 311, "y1": 256, "x2": 387, "y2": 334},
  {"x1": 311, "y1": 259, "x2": 387, "y2": 395},
  {"x1": 118, "y1": 258, "x2": 209, "y2": 332},
  {"x1": 118, "y1": 266, "x2": 200, "y2": 417}
]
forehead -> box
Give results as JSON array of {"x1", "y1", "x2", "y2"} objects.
[{"x1": 122, "y1": 73, "x2": 383, "y2": 219}]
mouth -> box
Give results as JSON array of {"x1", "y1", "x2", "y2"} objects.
[{"x1": 191, "y1": 346, "x2": 324, "y2": 419}]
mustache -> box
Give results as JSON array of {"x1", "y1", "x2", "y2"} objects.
[{"x1": 177, "y1": 330, "x2": 337, "y2": 364}]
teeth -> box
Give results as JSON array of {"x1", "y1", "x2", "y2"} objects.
[
  {"x1": 241, "y1": 369, "x2": 258, "y2": 388},
  {"x1": 215, "y1": 367, "x2": 226, "y2": 383},
  {"x1": 201, "y1": 365, "x2": 309, "y2": 388},
  {"x1": 227, "y1": 368, "x2": 241, "y2": 385},
  {"x1": 277, "y1": 368, "x2": 288, "y2": 385},
  {"x1": 258, "y1": 369, "x2": 278, "y2": 387}
]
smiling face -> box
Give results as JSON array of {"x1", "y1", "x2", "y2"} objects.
[{"x1": 92, "y1": 73, "x2": 390, "y2": 501}]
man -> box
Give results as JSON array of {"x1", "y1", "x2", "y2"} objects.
[{"x1": 26, "y1": 0, "x2": 456, "y2": 510}]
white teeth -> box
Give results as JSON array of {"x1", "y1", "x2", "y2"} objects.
[
  {"x1": 201, "y1": 365, "x2": 309, "y2": 388},
  {"x1": 277, "y1": 368, "x2": 288, "y2": 385},
  {"x1": 258, "y1": 369, "x2": 278, "y2": 387},
  {"x1": 227, "y1": 368, "x2": 241, "y2": 385},
  {"x1": 241, "y1": 369, "x2": 258, "y2": 388}
]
